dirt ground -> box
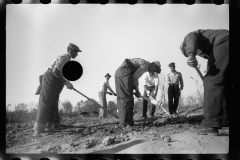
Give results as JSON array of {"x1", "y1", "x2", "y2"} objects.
[{"x1": 6, "y1": 107, "x2": 229, "y2": 154}]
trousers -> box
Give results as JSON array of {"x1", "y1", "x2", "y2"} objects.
[
  {"x1": 98, "y1": 91, "x2": 107, "y2": 118},
  {"x1": 201, "y1": 37, "x2": 229, "y2": 128},
  {"x1": 142, "y1": 86, "x2": 156, "y2": 117},
  {"x1": 115, "y1": 59, "x2": 138, "y2": 127},
  {"x1": 33, "y1": 70, "x2": 64, "y2": 132},
  {"x1": 168, "y1": 85, "x2": 180, "y2": 114}
]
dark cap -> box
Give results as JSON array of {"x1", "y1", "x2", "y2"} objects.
[
  {"x1": 105, "y1": 73, "x2": 111, "y2": 77},
  {"x1": 68, "y1": 43, "x2": 82, "y2": 52},
  {"x1": 169, "y1": 62, "x2": 175, "y2": 67},
  {"x1": 153, "y1": 61, "x2": 161, "y2": 74}
]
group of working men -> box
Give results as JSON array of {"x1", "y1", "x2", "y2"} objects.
[{"x1": 33, "y1": 29, "x2": 229, "y2": 137}]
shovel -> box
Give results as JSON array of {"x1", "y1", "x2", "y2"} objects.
[
  {"x1": 141, "y1": 95, "x2": 172, "y2": 118},
  {"x1": 73, "y1": 88, "x2": 119, "y2": 119},
  {"x1": 194, "y1": 66, "x2": 204, "y2": 81}
]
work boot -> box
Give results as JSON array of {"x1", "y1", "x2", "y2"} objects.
[
  {"x1": 123, "y1": 124, "x2": 133, "y2": 132},
  {"x1": 33, "y1": 131, "x2": 43, "y2": 137},
  {"x1": 197, "y1": 127, "x2": 219, "y2": 136},
  {"x1": 139, "y1": 115, "x2": 147, "y2": 120}
]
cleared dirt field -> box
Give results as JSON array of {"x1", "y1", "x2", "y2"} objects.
[{"x1": 6, "y1": 107, "x2": 229, "y2": 154}]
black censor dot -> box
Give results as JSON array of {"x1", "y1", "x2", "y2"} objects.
[{"x1": 62, "y1": 61, "x2": 83, "y2": 81}]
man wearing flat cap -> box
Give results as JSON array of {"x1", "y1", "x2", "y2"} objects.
[
  {"x1": 180, "y1": 29, "x2": 229, "y2": 136},
  {"x1": 98, "y1": 73, "x2": 117, "y2": 119},
  {"x1": 167, "y1": 62, "x2": 184, "y2": 119},
  {"x1": 115, "y1": 58, "x2": 161, "y2": 132},
  {"x1": 33, "y1": 43, "x2": 82, "y2": 137}
]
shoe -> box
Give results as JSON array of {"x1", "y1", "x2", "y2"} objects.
[
  {"x1": 139, "y1": 116, "x2": 147, "y2": 120},
  {"x1": 170, "y1": 114, "x2": 177, "y2": 119},
  {"x1": 149, "y1": 115, "x2": 156, "y2": 119},
  {"x1": 33, "y1": 131, "x2": 43, "y2": 137},
  {"x1": 197, "y1": 127, "x2": 219, "y2": 136},
  {"x1": 123, "y1": 124, "x2": 133, "y2": 132}
]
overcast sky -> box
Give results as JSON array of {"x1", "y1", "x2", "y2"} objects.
[{"x1": 6, "y1": 4, "x2": 229, "y2": 109}]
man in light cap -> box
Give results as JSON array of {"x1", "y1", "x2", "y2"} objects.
[
  {"x1": 167, "y1": 62, "x2": 184, "y2": 119},
  {"x1": 33, "y1": 43, "x2": 81, "y2": 137},
  {"x1": 98, "y1": 73, "x2": 117, "y2": 119},
  {"x1": 115, "y1": 58, "x2": 161, "y2": 132},
  {"x1": 180, "y1": 29, "x2": 229, "y2": 136}
]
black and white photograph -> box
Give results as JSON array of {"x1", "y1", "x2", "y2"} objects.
[{"x1": 6, "y1": 4, "x2": 229, "y2": 154}]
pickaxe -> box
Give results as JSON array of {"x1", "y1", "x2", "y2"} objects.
[{"x1": 73, "y1": 87, "x2": 119, "y2": 119}]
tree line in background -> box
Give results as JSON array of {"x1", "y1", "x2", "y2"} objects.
[{"x1": 6, "y1": 65, "x2": 204, "y2": 124}]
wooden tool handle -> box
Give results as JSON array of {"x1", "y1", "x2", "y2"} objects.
[{"x1": 194, "y1": 66, "x2": 204, "y2": 81}]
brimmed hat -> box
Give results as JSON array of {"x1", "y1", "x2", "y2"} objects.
[
  {"x1": 169, "y1": 62, "x2": 175, "y2": 67},
  {"x1": 105, "y1": 73, "x2": 111, "y2": 77},
  {"x1": 153, "y1": 61, "x2": 161, "y2": 74},
  {"x1": 68, "y1": 43, "x2": 82, "y2": 52}
]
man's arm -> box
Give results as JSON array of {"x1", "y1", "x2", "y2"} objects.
[
  {"x1": 179, "y1": 73, "x2": 184, "y2": 90},
  {"x1": 167, "y1": 73, "x2": 174, "y2": 86}
]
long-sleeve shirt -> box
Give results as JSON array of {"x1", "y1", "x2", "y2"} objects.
[
  {"x1": 50, "y1": 53, "x2": 71, "y2": 72},
  {"x1": 49, "y1": 53, "x2": 71, "y2": 84},
  {"x1": 128, "y1": 58, "x2": 150, "y2": 87},
  {"x1": 144, "y1": 73, "x2": 159, "y2": 87},
  {"x1": 180, "y1": 29, "x2": 229, "y2": 59},
  {"x1": 167, "y1": 71, "x2": 184, "y2": 88}
]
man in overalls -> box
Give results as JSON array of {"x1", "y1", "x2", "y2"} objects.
[
  {"x1": 33, "y1": 43, "x2": 81, "y2": 137},
  {"x1": 115, "y1": 58, "x2": 161, "y2": 132}
]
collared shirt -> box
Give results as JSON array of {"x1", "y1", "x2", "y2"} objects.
[
  {"x1": 180, "y1": 29, "x2": 229, "y2": 59},
  {"x1": 144, "y1": 72, "x2": 159, "y2": 87},
  {"x1": 167, "y1": 71, "x2": 184, "y2": 88},
  {"x1": 50, "y1": 53, "x2": 71, "y2": 72},
  {"x1": 128, "y1": 58, "x2": 150, "y2": 86}
]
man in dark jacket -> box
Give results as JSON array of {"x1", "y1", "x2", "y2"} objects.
[
  {"x1": 115, "y1": 58, "x2": 161, "y2": 132},
  {"x1": 33, "y1": 43, "x2": 81, "y2": 137},
  {"x1": 180, "y1": 29, "x2": 229, "y2": 136}
]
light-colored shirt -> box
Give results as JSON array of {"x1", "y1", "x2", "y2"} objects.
[
  {"x1": 144, "y1": 72, "x2": 159, "y2": 87},
  {"x1": 167, "y1": 71, "x2": 184, "y2": 88},
  {"x1": 128, "y1": 58, "x2": 150, "y2": 86},
  {"x1": 100, "y1": 80, "x2": 114, "y2": 94},
  {"x1": 50, "y1": 53, "x2": 71, "y2": 72},
  {"x1": 100, "y1": 81, "x2": 109, "y2": 93}
]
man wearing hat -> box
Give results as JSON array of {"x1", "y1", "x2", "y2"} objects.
[
  {"x1": 180, "y1": 29, "x2": 229, "y2": 136},
  {"x1": 33, "y1": 43, "x2": 82, "y2": 137},
  {"x1": 98, "y1": 73, "x2": 117, "y2": 119},
  {"x1": 140, "y1": 72, "x2": 159, "y2": 119},
  {"x1": 167, "y1": 62, "x2": 184, "y2": 119},
  {"x1": 115, "y1": 58, "x2": 161, "y2": 132}
]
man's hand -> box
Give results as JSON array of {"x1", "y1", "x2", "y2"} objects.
[
  {"x1": 146, "y1": 90, "x2": 151, "y2": 96},
  {"x1": 134, "y1": 91, "x2": 141, "y2": 98},
  {"x1": 64, "y1": 81, "x2": 73, "y2": 90},
  {"x1": 180, "y1": 86, "x2": 183, "y2": 90},
  {"x1": 187, "y1": 54, "x2": 198, "y2": 67}
]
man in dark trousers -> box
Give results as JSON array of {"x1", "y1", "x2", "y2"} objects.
[
  {"x1": 140, "y1": 72, "x2": 159, "y2": 119},
  {"x1": 33, "y1": 43, "x2": 81, "y2": 137},
  {"x1": 180, "y1": 29, "x2": 229, "y2": 136},
  {"x1": 167, "y1": 62, "x2": 184, "y2": 119},
  {"x1": 115, "y1": 58, "x2": 161, "y2": 132}
]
